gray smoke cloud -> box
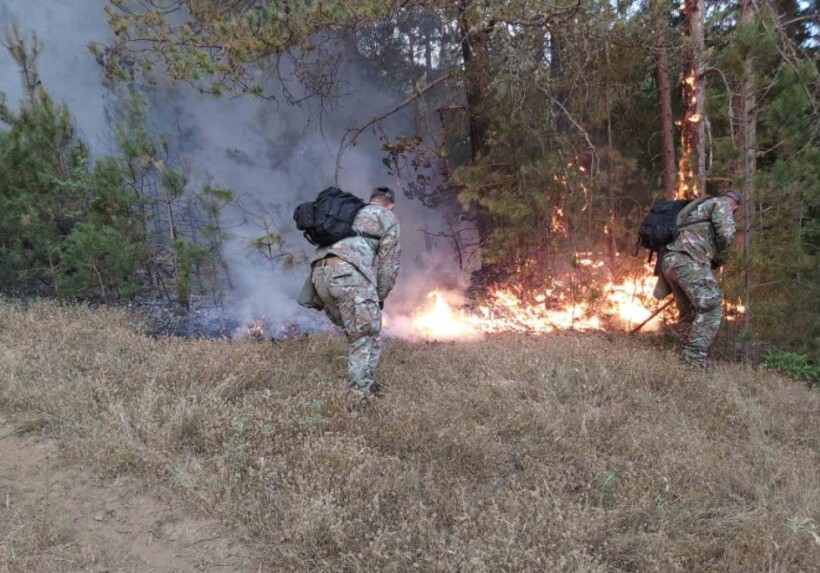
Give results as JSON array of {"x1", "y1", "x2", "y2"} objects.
[
  {"x1": 0, "y1": 0, "x2": 473, "y2": 336},
  {"x1": 0, "y1": 0, "x2": 110, "y2": 147}
]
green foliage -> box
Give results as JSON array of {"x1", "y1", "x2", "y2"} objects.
[
  {"x1": 161, "y1": 169, "x2": 187, "y2": 200},
  {"x1": 705, "y1": 7, "x2": 820, "y2": 361},
  {"x1": 57, "y1": 222, "x2": 141, "y2": 298},
  {"x1": 454, "y1": 114, "x2": 642, "y2": 272},
  {"x1": 0, "y1": 37, "x2": 142, "y2": 299},
  {"x1": 764, "y1": 350, "x2": 820, "y2": 387},
  {"x1": 109, "y1": 90, "x2": 237, "y2": 306},
  {"x1": 0, "y1": 85, "x2": 83, "y2": 286},
  {"x1": 173, "y1": 238, "x2": 209, "y2": 309},
  {"x1": 99, "y1": 0, "x2": 410, "y2": 99},
  {"x1": 2, "y1": 34, "x2": 235, "y2": 304}
]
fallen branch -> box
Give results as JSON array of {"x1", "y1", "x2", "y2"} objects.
[
  {"x1": 334, "y1": 72, "x2": 452, "y2": 183},
  {"x1": 630, "y1": 299, "x2": 674, "y2": 335},
  {"x1": 184, "y1": 535, "x2": 223, "y2": 548}
]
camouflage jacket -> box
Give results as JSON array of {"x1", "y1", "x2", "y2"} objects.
[
  {"x1": 311, "y1": 203, "x2": 401, "y2": 301},
  {"x1": 667, "y1": 197, "x2": 736, "y2": 266}
]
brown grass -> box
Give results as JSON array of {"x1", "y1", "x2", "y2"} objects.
[
  {"x1": 0, "y1": 510, "x2": 83, "y2": 572},
  {"x1": 1, "y1": 300, "x2": 819, "y2": 572},
  {"x1": 0, "y1": 497, "x2": 87, "y2": 573},
  {"x1": 0, "y1": 417, "x2": 92, "y2": 573}
]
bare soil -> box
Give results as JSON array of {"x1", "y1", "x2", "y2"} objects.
[{"x1": 0, "y1": 414, "x2": 258, "y2": 573}]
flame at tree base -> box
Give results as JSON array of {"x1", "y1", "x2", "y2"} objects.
[
  {"x1": 396, "y1": 273, "x2": 745, "y2": 342},
  {"x1": 411, "y1": 290, "x2": 483, "y2": 340},
  {"x1": 396, "y1": 266, "x2": 665, "y2": 341}
]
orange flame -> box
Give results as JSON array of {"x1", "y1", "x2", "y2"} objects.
[
  {"x1": 403, "y1": 275, "x2": 747, "y2": 341},
  {"x1": 551, "y1": 208, "x2": 567, "y2": 236},
  {"x1": 411, "y1": 290, "x2": 480, "y2": 340},
  {"x1": 677, "y1": 69, "x2": 701, "y2": 199},
  {"x1": 405, "y1": 257, "x2": 666, "y2": 341},
  {"x1": 237, "y1": 320, "x2": 267, "y2": 340}
]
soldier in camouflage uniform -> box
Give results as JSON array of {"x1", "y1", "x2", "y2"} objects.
[
  {"x1": 310, "y1": 187, "x2": 401, "y2": 403},
  {"x1": 661, "y1": 189, "x2": 741, "y2": 368}
]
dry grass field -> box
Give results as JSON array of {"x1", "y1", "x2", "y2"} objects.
[{"x1": 1, "y1": 300, "x2": 819, "y2": 572}]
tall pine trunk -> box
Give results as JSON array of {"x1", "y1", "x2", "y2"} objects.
[
  {"x1": 738, "y1": 0, "x2": 757, "y2": 352},
  {"x1": 457, "y1": 0, "x2": 494, "y2": 263},
  {"x1": 458, "y1": 0, "x2": 490, "y2": 162},
  {"x1": 650, "y1": 0, "x2": 677, "y2": 199}
]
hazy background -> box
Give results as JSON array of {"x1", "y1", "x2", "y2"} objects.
[{"x1": 0, "y1": 0, "x2": 467, "y2": 334}]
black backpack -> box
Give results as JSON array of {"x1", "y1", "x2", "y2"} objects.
[
  {"x1": 636, "y1": 197, "x2": 710, "y2": 265},
  {"x1": 293, "y1": 187, "x2": 376, "y2": 247}
]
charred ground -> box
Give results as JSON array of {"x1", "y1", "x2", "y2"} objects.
[{"x1": 1, "y1": 300, "x2": 819, "y2": 572}]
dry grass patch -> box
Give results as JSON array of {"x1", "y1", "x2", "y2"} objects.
[
  {"x1": 1, "y1": 301, "x2": 819, "y2": 571},
  {"x1": 0, "y1": 484, "x2": 90, "y2": 573}
]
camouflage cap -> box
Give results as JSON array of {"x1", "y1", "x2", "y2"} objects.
[
  {"x1": 371, "y1": 186, "x2": 396, "y2": 204},
  {"x1": 721, "y1": 188, "x2": 741, "y2": 203}
]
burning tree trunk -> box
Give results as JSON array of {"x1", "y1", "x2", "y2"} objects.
[
  {"x1": 678, "y1": 0, "x2": 707, "y2": 199},
  {"x1": 650, "y1": 0, "x2": 677, "y2": 199}
]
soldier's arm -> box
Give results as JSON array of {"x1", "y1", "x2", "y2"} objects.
[
  {"x1": 376, "y1": 213, "x2": 401, "y2": 302},
  {"x1": 712, "y1": 200, "x2": 736, "y2": 264}
]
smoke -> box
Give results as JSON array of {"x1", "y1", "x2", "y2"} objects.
[
  {"x1": 0, "y1": 0, "x2": 110, "y2": 147},
  {"x1": 0, "y1": 0, "x2": 471, "y2": 336}
]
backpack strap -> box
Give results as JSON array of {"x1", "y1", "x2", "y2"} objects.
[
  {"x1": 677, "y1": 218, "x2": 711, "y2": 230},
  {"x1": 303, "y1": 231, "x2": 318, "y2": 246},
  {"x1": 675, "y1": 196, "x2": 710, "y2": 227},
  {"x1": 674, "y1": 197, "x2": 716, "y2": 246},
  {"x1": 352, "y1": 204, "x2": 383, "y2": 242}
]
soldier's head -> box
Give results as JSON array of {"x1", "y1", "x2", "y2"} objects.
[
  {"x1": 370, "y1": 187, "x2": 396, "y2": 211},
  {"x1": 721, "y1": 188, "x2": 741, "y2": 213}
]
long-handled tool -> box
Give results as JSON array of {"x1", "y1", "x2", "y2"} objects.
[{"x1": 630, "y1": 299, "x2": 674, "y2": 335}]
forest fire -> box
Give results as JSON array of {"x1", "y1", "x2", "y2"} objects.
[
  {"x1": 403, "y1": 270, "x2": 748, "y2": 342},
  {"x1": 405, "y1": 257, "x2": 664, "y2": 341},
  {"x1": 243, "y1": 320, "x2": 268, "y2": 340},
  {"x1": 677, "y1": 68, "x2": 703, "y2": 199},
  {"x1": 233, "y1": 319, "x2": 303, "y2": 340}
]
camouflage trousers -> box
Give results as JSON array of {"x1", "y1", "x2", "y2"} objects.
[
  {"x1": 661, "y1": 251, "x2": 722, "y2": 368},
  {"x1": 311, "y1": 258, "x2": 382, "y2": 394}
]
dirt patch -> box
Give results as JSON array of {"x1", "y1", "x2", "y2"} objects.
[{"x1": 0, "y1": 414, "x2": 258, "y2": 573}]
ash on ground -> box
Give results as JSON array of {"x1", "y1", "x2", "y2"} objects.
[{"x1": 125, "y1": 295, "x2": 330, "y2": 340}]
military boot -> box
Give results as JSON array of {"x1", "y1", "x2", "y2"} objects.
[
  {"x1": 347, "y1": 385, "x2": 372, "y2": 410},
  {"x1": 680, "y1": 350, "x2": 707, "y2": 370}
]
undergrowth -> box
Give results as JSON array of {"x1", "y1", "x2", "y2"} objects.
[{"x1": 764, "y1": 349, "x2": 820, "y2": 387}]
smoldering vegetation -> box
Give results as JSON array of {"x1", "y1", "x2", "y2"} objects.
[
  {"x1": 0, "y1": 0, "x2": 469, "y2": 337},
  {"x1": 1, "y1": 300, "x2": 818, "y2": 572}
]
